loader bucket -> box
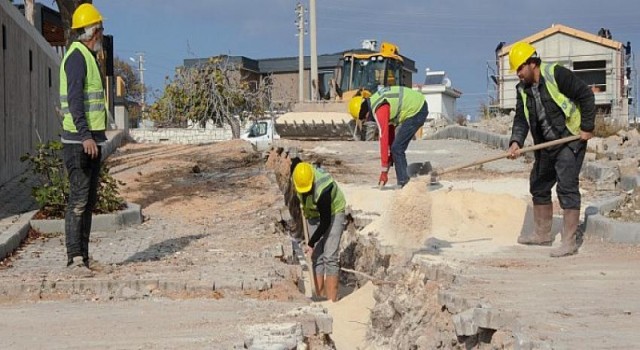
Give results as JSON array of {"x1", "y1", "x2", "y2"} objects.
[{"x1": 275, "y1": 119, "x2": 357, "y2": 141}]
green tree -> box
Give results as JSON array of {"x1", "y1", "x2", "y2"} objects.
[{"x1": 148, "y1": 57, "x2": 272, "y2": 137}]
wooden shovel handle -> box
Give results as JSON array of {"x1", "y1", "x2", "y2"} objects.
[
  {"x1": 300, "y1": 207, "x2": 318, "y2": 297},
  {"x1": 436, "y1": 135, "x2": 581, "y2": 176}
]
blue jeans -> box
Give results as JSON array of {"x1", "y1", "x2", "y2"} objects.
[
  {"x1": 392, "y1": 102, "x2": 428, "y2": 186},
  {"x1": 63, "y1": 143, "x2": 101, "y2": 263}
]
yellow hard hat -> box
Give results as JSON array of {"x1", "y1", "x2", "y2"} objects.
[
  {"x1": 508, "y1": 42, "x2": 536, "y2": 72},
  {"x1": 348, "y1": 96, "x2": 364, "y2": 119},
  {"x1": 71, "y1": 3, "x2": 103, "y2": 29},
  {"x1": 292, "y1": 162, "x2": 314, "y2": 193}
]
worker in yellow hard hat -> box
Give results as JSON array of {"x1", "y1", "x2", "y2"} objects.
[
  {"x1": 349, "y1": 86, "x2": 428, "y2": 188},
  {"x1": 292, "y1": 162, "x2": 346, "y2": 302},
  {"x1": 506, "y1": 41, "x2": 595, "y2": 258},
  {"x1": 60, "y1": 3, "x2": 107, "y2": 276}
]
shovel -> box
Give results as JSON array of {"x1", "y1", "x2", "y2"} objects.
[
  {"x1": 300, "y1": 207, "x2": 318, "y2": 298},
  {"x1": 429, "y1": 135, "x2": 581, "y2": 184}
]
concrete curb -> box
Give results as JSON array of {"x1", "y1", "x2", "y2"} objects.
[
  {"x1": 29, "y1": 202, "x2": 143, "y2": 234},
  {"x1": 0, "y1": 203, "x2": 142, "y2": 261},
  {"x1": 0, "y1": 211, "x2": 36, "y2": 261},
  {"x1": 425, "y1": 125, "x2": 512, "y2": 150},
  {"x1": 583, "y1": 196, "x2": 640, "y2": 243},
  {"x1": 0, "y1": 276, "x2": 275, "y2": 299}
]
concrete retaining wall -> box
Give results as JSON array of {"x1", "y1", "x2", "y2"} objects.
[
  {"x1": 129, "y1": 127, "x2": 235, "y2": 144},
  {"x1": 0, "y1": 1, "x2": 62, "y2": 187},
  {"x1": 425, "y1": 125, "x2": 512, "y2": 150}
]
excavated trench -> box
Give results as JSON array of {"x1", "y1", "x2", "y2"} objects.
[{"x1": 267, "y1": 148, "x2": 532, "y2": 349}]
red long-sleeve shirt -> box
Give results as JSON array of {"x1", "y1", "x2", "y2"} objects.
[{"x1": 373, "y1": 103, "x2": 395, "y2": 170}]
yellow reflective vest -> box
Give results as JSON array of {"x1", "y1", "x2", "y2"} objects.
[
  {"x1": 297, "y1": 167, "x2": 346, "y2": 219},
  {"x1": 60, "y1": 42, "x2": 106, "y2": 133},
  {"x1": 369, "y1": 86, "x2": 426, "y2": 125},
  {"x1": 518, "y1": 63, "x2": 581, "y2": 135}
]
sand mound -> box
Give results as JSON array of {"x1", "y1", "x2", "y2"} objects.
[
  {"x1": 321, "y1": 282, "x2": 376, "y2": 350},
  {"x1": 352, "y1": 180, "x2": 529, "y2": 253},
  {"x1": 358, "y1": 179, "x2": 433, "y2": 249},
  {"x1": 430, "y1": 190, "x2": 527, "y2": 247}
]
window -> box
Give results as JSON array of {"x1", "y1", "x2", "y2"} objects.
[
  {"x1": 248, "y1": 121, "x2": 268, "y2": 137},
  {"x1": 573, "y1": 60, "x2": 606, "y2": 92}
]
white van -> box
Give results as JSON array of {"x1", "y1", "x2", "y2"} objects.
[{"x1": 240, "y1": 119, "x2": 280, "y2": 151}]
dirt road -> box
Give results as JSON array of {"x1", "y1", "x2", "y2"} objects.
[{"x1": 1, "y1": 137, "x2": 638, "y2": 349}]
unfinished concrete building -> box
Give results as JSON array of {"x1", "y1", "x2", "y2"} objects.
[{"x1": 490, "y1": 24, "x2": 636, "y2": 126}]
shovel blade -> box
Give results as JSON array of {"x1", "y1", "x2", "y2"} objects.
[{"x1": 407, "y1": 161, "x2": 432, "y2": 178}]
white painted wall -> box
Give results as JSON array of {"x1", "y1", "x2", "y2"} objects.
[{"x1": 418, "y1": 86, "x2": 460, "y2": 121}]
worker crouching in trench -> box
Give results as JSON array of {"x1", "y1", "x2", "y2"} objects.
[{"x1": 292, "y1": 161, "x2": 346, "y2": 302}]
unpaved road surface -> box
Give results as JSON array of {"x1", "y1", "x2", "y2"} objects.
[
  {"x1": 0, "y1": 140, "x2": 311, "y2": 349},
  {"x1": 1, "y1": 137, "x2": 638, "y2": 349}
]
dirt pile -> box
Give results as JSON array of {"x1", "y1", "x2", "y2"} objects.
[{"x1": 387, "y1": 180, "x2": 433, "y2": 247}]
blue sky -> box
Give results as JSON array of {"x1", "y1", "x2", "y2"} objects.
[{"x1": 24, "y1": 1, "x2": 640, "y2": 117}]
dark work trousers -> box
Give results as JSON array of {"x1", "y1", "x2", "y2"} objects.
[
  {"x1": 529, "y1": 140, "x2": 586, "y2": 210},
  {"x1": 391, "y1": 102, "x2": 429, "y2": 186},
  {"x1": 63, "y1": 143, "x2": 102, "y2": 263}
]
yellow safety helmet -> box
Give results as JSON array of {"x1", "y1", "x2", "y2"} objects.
[
  {"x1": 348, "y1": 96, "x2": 364, "y2": 119},
  {"x1": 71, "y1": 3, "x2": 103, "y2": 29},
  {"x1": 292, "y1": 162, "x2": 314, "y2": 193},
  {"x1": 508, "y1": 42, "x2": 536, "y2": 72}
]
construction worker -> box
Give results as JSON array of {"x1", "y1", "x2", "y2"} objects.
[
  {"x1": 60, "y1": 3, "x2": 107, "y2": 275},
  {"x1": 507, "y1": 42, "x2": 595, "y2": 257},
  {"x1": 349, "y1": 86, "x2": 429, "y2": 188},
  {"x1": 292, "y1": 162, "x2": 346, "y2": 302}
]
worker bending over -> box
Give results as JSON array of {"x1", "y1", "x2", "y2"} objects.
[
  {"x1": 292, "y1": 162, "x2": 346, "y2": 302},
  {"x1": 349, "y1": 86, "x2": 429, "y2": 188}
]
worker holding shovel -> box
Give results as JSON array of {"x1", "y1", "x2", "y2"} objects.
[
  {"x1": 507, "y1": 42, "x2": 595, "y2": 257},
  {"x1": 292, "y1": 162, "x2": 346, "y2": 301}
]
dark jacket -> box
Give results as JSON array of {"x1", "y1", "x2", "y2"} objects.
[{"x1": 510, "y1": 64, "x2": 595, "y2": 147}]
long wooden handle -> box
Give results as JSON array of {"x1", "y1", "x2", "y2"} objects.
[
  {"x1": 437, "y1": 135, "x2": 581, "y2": 176},
  {"x1": 300, "y1": 208, "x2": 318, "y2": 297}
]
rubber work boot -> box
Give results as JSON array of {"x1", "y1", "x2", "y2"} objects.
[
  {"x1": 84, "y1": 257, "x2": 114, "y2": 274},
  {"x1": 517, "y1": 204, "x2": 553, "y2": 246},
  {"x1": 324, "y1": 275, "x2": 340, "y2": 302},
  {"x1": 550, "y1": 209, "x2": 580, "y2": 258},
  {"x1": 67, "y1": 256, "x2": 94, "y2": 278}
]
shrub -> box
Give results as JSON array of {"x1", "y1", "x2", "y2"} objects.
[{"x1": 20, "y1": 141, "x2": 126, "y2": 219}]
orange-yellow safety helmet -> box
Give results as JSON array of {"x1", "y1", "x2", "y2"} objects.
[
  {"x1": 72, "y1": 3, "x2": 103, "y2": 29},
  {"x1": 292, "y1": 162, "x2": 314, "y2": 193},
  {"x1": 348, "y1": 96, "x2": 364, "y2": 119},
  {"x1": 508, "y1": 42, "x2": 536, "y2": 72}
]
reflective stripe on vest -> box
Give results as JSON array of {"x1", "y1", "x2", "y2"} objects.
[
  {"x1": 298, "y1": 168, "x2": 346, "y2": 219},
  {"x1": 518, "y1": 63, "x2": 581, "y2": 135},
  {"x1": 370, "y1": 86, "x2": 425, "y2": 125},
  {"x1": 60, "y1": 42, "x2": 107, "y2": 133}
]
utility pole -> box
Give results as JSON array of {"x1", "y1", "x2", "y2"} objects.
[
  {"x1": 132, "y1": 52, "x2": 146, "y2": 118},
  {"x1": 295, "y1": 3, "x2": 307, "y2": 102},
  {"x1": 309, "y1": 0, "x2": 318, "y2": 101}
]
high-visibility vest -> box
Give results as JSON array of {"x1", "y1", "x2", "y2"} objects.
[
  {"x1": 370, "y1": 86, "x2": 425, "y2": 125},
  {"x1": 297, "y1": 167, "x2": 346, "y2": 219},
  {"x1": 518, "y1": 63, "x2": 581, "y2": 135},
  {"x1": 60, "y1": 42, "x2": 106, "y2": 133}
]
